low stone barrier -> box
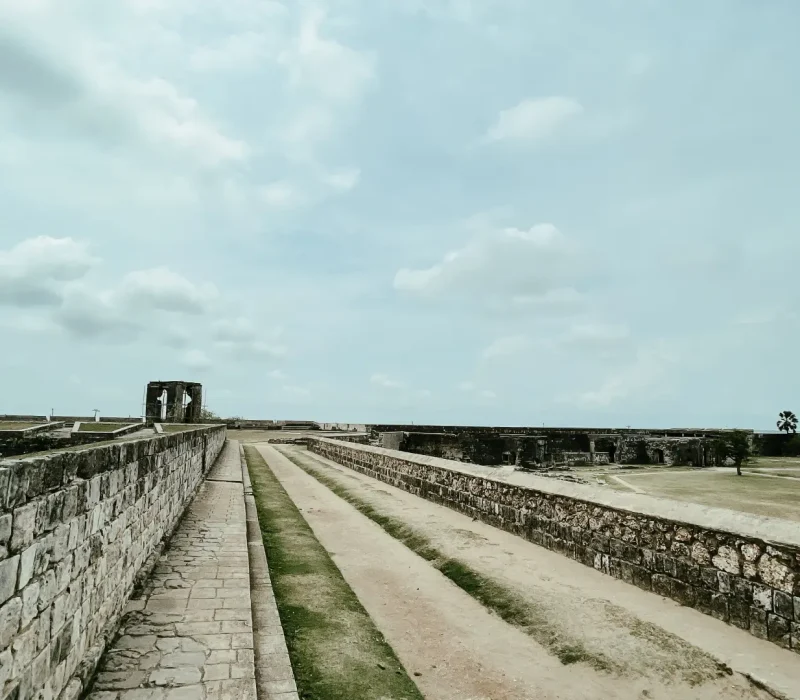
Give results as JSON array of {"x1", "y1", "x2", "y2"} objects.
[
  {"x1": 308, "y1": 437, "x2": 800, "y2": 652},
  {"x1": 0, "y1": 425, "x2": 226, "y2": 699}
]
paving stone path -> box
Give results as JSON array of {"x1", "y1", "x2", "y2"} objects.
[{"x1": 87, "y1": 441, "x2": 257, "y2": 700}]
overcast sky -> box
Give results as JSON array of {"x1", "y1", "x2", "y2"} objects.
[{"x1": 0, "y1": 0, "x2": 798, "y2": 428}]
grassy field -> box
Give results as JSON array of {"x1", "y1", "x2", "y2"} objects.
[
  {"x1": 603, "y1": 467, "x2": 800, "y2": 522},
  {"x1": 244, "y1": 446, "x2": 424, "y2": 700},
  {"x1": 77, "y1": 422, "x2": 131, "y2": 432},
  {"x1": 0, "y1": 422, "x2": 40, "y2": 431}
]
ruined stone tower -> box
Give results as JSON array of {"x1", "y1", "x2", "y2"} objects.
[{"x1": 145, "y1": 380, "x2": 203, "y2": 423}]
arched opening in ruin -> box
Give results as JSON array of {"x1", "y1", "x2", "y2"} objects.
[
  {"x1": 653, "y1": 448, "x2": 665, "y2": 464},
  {"x1": 158, "y1": 389, "x2": 168, "y2": 421},
  {"x1": 608, "y1": 444, "x2": 616, "y2": 463}
]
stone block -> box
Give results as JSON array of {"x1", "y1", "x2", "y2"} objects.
[
  {"x1": 774, "y1": 590, "x2": 793, "y2": 620},
  {"x1": 671, "y1": 579, "x2": 696, "y2": 607},
  {"x1": 21, "y1": 583, "x2": 40, "y2": 629},
  {"x1": 752, "y1": 583, "x2": 773, "y2": 611},
  {"x1": 710, "y1": 594, "x2": 729, "y2": 622},
  {"x1": 729, "y1": 598, "x2": 749, "y2": 630},
  {"x1": 768, "y1": 613, "x2": 791, "y2": 647},
  {"x1": 10, "y1": 503, "x2": 37, "y2": 553},
  {"x1": 652, "y1": 574, "x2": 672, "y2": 598},
  {"x1": 730, "y1": 576, "x2": 752, "y2": 603},
  {"x1": 700, "y1": 567, "x2": 718, "y2": 590},
  {"x1": 675, "y1": 558, "x2": 700, "y2": 586},
  {"x1": 695, "y1": 588, "x2": 712, "y2": 614},
  {"x1": 750, "y1": 607, "x2": 768, "y2": 639},
  {"x1": 0, "y1": 515, "x2": 12, "y2": 549},
  {"x1": 0, "y1": 648, "x2": 11, "y2": 689},
  {"x1": 0, "y1": 556, "x2": 19, "y2": 605},
  {"x1": 0, "y1": 597, "x2": 22, "y2": 649}
]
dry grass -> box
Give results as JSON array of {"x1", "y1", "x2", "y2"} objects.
[
  {"x1": 244, "y1": 446, "x2": 423, "y2": 700},
  {"x1": 604, "y1": 469, "x2": 800, "y2": 522}
]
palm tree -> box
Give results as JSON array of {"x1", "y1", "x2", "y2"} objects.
[{"x1": 777, "y1": 410, "x2": 798, "y2": 434}]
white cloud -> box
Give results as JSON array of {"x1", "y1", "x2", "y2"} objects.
[
  {"x1": 486, "y1": 97, "x2": 583, "y2": 143},
  {"x1": 282, "y1": 384, "x2": 311, "y2": 399},
  {"x1": 268, "y1": 369, "x2": 287, "y2": 380},
  {"x1": 55, "y1": 286, "x2": 138, "y2": 341},
  {"x1": 571, "y1": 343, "x2": 679, "y2": 408},
  {"x1": 212, "y1": 317, "x2": 286, "y2": 358},
  {"x1": 189, "y1": 31, "x2": 273, "y2": 72},
  {"x1": 395, "y1": 223, "x2": 578, "y2": 306},
  {"x1": 125, "y1": 78, "x2": 248, "y2": 167},
  {"x1": 511, "y1": 287, "x2": 584, "y2": 310},
  {"x1": 212, "y1": 317, "x2": 258, "y2": 342},
  {"x1": 371, "y1": 373, "x2": 404, "y2": 389},
  {"x1": 0, "y1": 14, "x2": 248, "y2": 181},
  {"x1": 563, "y1": 323, "x2": 630, "y2": 345},
  {"x1": 279, "y1": 9, "x2": 375, "y2": 105},
  {"x1": 458, "y1": 381, "x2": 497, "y2": 400},
  {"x1": 322, "y1": 167, "x2": 360, "y2": 192},
  {"x1": 261, "y1": 181, "x2": 302, "y2": 208},
  {"x1": 0, "y1": 236, "x2": 98, "y2": 307},
  {"x1": 117, "y1": 267, "x2": 219, "y2": 314},
  {"x1": 183, "y1": 349, "x2": 212, "y2": 370},
  {"x1": 483, "y1": 334, "x2": 530, "y2": 359}
]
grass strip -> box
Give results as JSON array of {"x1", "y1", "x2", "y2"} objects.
[
  {"x1": 279, "y1": 447, "x2": 615, "y2": 672},
  {"x1": 78, "y1": 423, "x2": 130, "y2": 432},
  {"x1": 244, "y1": 446, "x2": 424, "y2": 700}
]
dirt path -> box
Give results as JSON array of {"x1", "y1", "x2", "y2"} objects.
[{"x1": 255, "y1": 444, "x2": 788, "y2": 700}]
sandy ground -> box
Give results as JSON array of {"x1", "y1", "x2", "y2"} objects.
[{"x1": 254, "y1": 444, "x2": 796, "y2": 700}]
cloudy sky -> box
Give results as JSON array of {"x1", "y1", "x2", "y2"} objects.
[{"x1": 1, "y1": 0, "x2": 798, "y2": 428}]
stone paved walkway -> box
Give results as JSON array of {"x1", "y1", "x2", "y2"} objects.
[{"x1": 88, "y1": 441, "x2": 257, "y2": 700}]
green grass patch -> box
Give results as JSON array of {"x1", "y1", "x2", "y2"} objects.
[
  {"x1": 77, "y1": 422, "x2": 132, "y2": 432},
  {"x1": 279, "y1": 448, "x2": 615, "y2": 673},
  {"x1": 243, "y1": 446, "x2": 424, "y2": 700},
  {"x1": 0, "y1": 422, "x2": 41, "y2": 431},
  {"x1": 160, "y1": 424, "x2": 204, "y2": 433}
]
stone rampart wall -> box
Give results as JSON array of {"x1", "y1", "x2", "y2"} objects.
[
  {"x1": 0, "y1": 425, "x2": 226, "y2": 699},
  {"x1": 308, "y1": 437, "x2": 800, "y2": 652}
]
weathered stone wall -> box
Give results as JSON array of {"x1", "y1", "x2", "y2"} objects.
[
  {"x1": 0, "y1": 433, "x2": 101, "y2": 460},
  {"x1": 308, "y1": 437, "x2": 800, "y2": 651},
  {"x1": 0, "y1": 425, "x2": 226, "y2": 699},
  {"x1": 754, "y1": 432, "x2": 800, "y2": 457}
]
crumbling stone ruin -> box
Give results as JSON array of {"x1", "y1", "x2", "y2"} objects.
[
  {"x1": 144, "y1": 380, "x2": 203, "y2": 424},
  {"x1": 371, "y1": 424, "x2": 746, "y2": 469}
]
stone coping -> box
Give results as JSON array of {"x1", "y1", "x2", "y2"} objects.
[
  {"x1": 73, "y1": 421, "x2": 144, "y2": 438},
  {"x1": 0, "y1": 425, "x2": 228, "y2": 511},
  {"x1": 312, "y1": 437, "x2": 800, "y2": 550}
]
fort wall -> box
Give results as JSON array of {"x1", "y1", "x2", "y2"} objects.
[
  {"x1": 308, "y1": 437, "x2": 800, "y2": 652},
  {"x1": 0, "y1": 425, "x2": 226, "y2": 699}
]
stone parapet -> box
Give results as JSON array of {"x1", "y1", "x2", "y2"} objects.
[
  {"x1": 0, "y1": 425, "x2": 226, "y2": 699},
  {"x1": 308, "y1": 437, "x2": 800, "y2": 652}
]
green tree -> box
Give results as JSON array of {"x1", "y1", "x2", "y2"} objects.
[
  {"x1": 200, "y1": 407, "x2": 219, "y2": 421},
  {"x1": 777, "y1": 410, "x2": 798, "y2": 434},
  {"x1": 717, "y1": 430, "x2": 752, "y2": 476}
]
